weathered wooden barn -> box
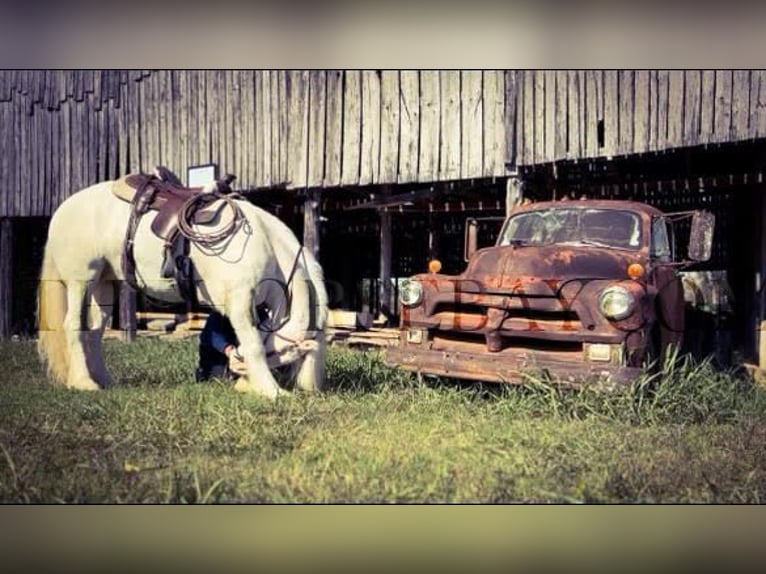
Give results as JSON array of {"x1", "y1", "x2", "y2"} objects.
[{"x1": 1, "y1": 70, "x2": 766, "y2": 367}]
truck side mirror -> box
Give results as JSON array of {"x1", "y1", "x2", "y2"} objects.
[
  {"x1": 464, "y1": 218, "x2": 478, "y2": 261},
  {"x1": 688, "y1": 210, "x2": 715, "y2": 262}
]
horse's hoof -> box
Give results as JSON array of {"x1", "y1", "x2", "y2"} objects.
[
  {"x1": 66, "y1": 378, "x2": 101, "y2": 391},
  {"x1": 233, "y1": 378, "x2": 290, "y2": 399}
]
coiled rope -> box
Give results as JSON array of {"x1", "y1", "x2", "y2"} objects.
[{"x1": 177, "y1": 191, "x2": 246, "y2": 249}]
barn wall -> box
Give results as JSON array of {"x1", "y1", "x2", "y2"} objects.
[
  {"x1": 3, "y1": 69, "x2": 765, "y2": 218},
  {"x1": 515, "y1": 70, "x2": 766, "y2": 165},
  {"x1": 0, "y1": 70, "x2": 518, "y2": 218}
]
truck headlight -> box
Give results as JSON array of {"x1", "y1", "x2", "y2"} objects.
[
  {"x1": 400, "y1": 279, "x2": 424, "y2": 307},
  {"x1": 599, "y1": 286, "x2": 635, "y2": 320}
]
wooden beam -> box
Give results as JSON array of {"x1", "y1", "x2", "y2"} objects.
[{"x1": 0, "y1": 218, "x2": 12, "y2": 338}]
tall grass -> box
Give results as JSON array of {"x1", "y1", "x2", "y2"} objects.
[{"x1": 1, "y1": 338, "x2": 764, "y2": 503}]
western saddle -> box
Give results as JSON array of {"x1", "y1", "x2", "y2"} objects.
[{"x1": 113, "y1": 167, "x2": 241, "y2": 304}]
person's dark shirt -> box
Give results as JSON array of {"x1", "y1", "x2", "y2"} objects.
[{"x1": 197, "y1": 311, "x2": 239, "y2": 381}]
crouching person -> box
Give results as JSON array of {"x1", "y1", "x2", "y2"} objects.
[{"x1": 196, "y1": 311, "x2": 248, "y2": 381}]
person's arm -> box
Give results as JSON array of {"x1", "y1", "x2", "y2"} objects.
[{"x1": 203, "y1": 312, "x2": 239, "y2": 356}]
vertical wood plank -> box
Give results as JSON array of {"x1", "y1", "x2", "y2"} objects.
[
  {"x1": 174, "y1": 70, "x2": 187, "y2": 183},
  {"x1": 307, "y1": 70, "x2": 327, "y2": 188},
  {"x1": 647, "y1": 70, "x2": 657, "y2": 151},
  {"x1": 482, "y1": 70, "x2": 506, "y2": 177},
  {"x1": 323, "y1": 70, "x2": 342, "y2": 187},
  {"x1": 208, "y1": 71, "x2": 221, "y2": 171},
  {"x1": 241, "y1": 71, "x2": 254, "y2": 188},
  {"x1": 543, "y1": 70, "x2": 556, "y2": 162},
  {"x1": 533, "y1": 71, "x2": 545, "y2": 164},
  {"x1": 657, "y1": 70, "x2": 669, "y2": 148},
  {"x1": 41, "y1": 108, "x2": 50, "y2": 214},
  {"x1": 698, "y1": 70, "x2": 715, "y2": 145},
  {"x1": 713, "y1": 70, "x2": 733, "y2": 143},
  {"x1": 107, "y1": 101, "x2": 118, "y2": 180},
  {"x1": 144, "y1": 74, "x2": 156, "y2": 172},
  {"x1": 634, "y1": 70, "x2": 649, "y2": 153},
  {"x1": 61, "y1": 100, "x2": 71, "y2": 205},
  {"x1": 197, "y1": 71, "x2": 209, "y2": 167},
  {"x1": 618, "y1": 70, "x2": 634, "y2": 155},
  {"x1": 340, "y1": 70, "x2": 361, "y2": 186},
  {"x1": 755, "y1": 71, "x2": 766, "y2": 138},
  {"x1": 286, "y1": 70, "x2": 306, "y2": 187},
  {"x1": 129, "y1": 78, "x2": 142, "y2": 172},
  {"x1": 379, "y1": 70, "x2": 400, "y2": 184},
  {"x1": 748, "y1": 70, "x2": 761, "y2": 139},
  {"x1": 270, "y1": 71, "x2": 282, "y2": 184},
  {"x1": 667, "y1": 70, "x2": 684, "y2": 148},
  {"x1": 30, "y1": 103, "x2": 39, "y2": 215},
  {"x1": 603, "y1": 70, "x2": 618, "y2": 156},
  {"x1": 88, "y1": 94, "x2": 98, "y2": 184},
  {"x1": 398, "y1": 70, "x2": 420, "y2": 183},
  {"x1": 439, "y1": 70, "x2": 460, "y2": 180},
  {"x1": 461, "y1": 70, "x2": 483, "y2": 178},
  {"x1": 360, "y1": 70, "x2": 381, "y2": 185},
  {"x1": 585, "y1": 70, "x2": 599, "y2": 157},
  {"x1": 731, "y1": 70, "x2": 751, "y2": 140},
  {"x1": 185, "y1": 71, "x2": 199, "y2": 174},
  {"x1": 683, "y1": 70, "x2": 701, "y2": 147},
  {"x1": 522, "y1": 71, "x2": 535, "y2": 165},
  {"x1": 260, "y1": 71, "x2": 274, "y2": 187},
  {"x1": 225, "y1": 70, "x2": 237, "y2": 178},
  {"x1": 71, "y1": 98, "x2": 83, "y2": 197},
  {"x1": 566, "y1": 70, "x2": 582, "y2": 159},
  {"x1": 505, "y1": 70, "x2": 518, "y2": 169},
  {"x1": 554, "y1": 70, "x2": 567, "y2": 160},
  {"x1": 97, "y1": 105, "x2": 107, "y2": 181},
  {"x1": 157, "y1": 71, "x2": 170, "y2": 171},
  {"x1": 253, "y1": 71, "x2": 264, "y2": 187},
  {"x1": 278, "y1": 71, "x2": 289, "y2": 184},
  {"x1": 51, "y1": 104, "x2": 61, "y2": 210},
  {"x1": 419, "y1": 70, "x2": 440, "y2": 182}
]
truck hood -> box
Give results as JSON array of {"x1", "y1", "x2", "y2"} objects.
[{"x1": 461, "y1": 244, "x2": 644, "y2": 291}]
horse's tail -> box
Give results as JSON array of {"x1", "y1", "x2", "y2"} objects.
[{"x1": 37, "y1": 246, "x2": 69, "y2": 384}]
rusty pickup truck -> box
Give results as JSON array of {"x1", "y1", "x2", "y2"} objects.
[{"x1": 385, "y1": 199, "x2": 715, "y2": 385}]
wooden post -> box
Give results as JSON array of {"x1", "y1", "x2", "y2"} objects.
[
  {"x1": 303, "y1": 189, "x2": 321, "y2": 259},
  {"x1": 0, "y1": 218, "x2": 13, "y2": 339},
  {"x1": 119, "y1": 282, "x2": 137, "y2": 342},
  {"x1": 379, "y1": 207, "x2": 392, "y2": 320}
]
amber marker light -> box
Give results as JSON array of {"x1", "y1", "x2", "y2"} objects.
[
  {"x1": 428, "y1": 259, "x2": 442, "y2": 274},
  {"x1": 627, "y1": 263, "x2": 645, "y2": 280}
]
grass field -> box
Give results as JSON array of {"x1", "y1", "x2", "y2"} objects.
[{"x1": 0, "y1": 337, "x2": 764, "y2": 503}]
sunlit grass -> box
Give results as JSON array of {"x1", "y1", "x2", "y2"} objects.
[{"x1": 1, "y1": 338, "x2": 764, "y2": 503}]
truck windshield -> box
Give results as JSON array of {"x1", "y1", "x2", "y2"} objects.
[{"x1": 498, "y1": 208, "x2": 642, "y2": 250}]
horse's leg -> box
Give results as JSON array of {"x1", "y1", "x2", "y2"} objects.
[
  {"x1": 294, "y1": 330, "x2": 326, "y2": 392},
  {"x1": 62, "y1": 278, "x2": 101, "y2": 391},
  {"x1": 227, "y1": 286, "x2": 286, "y2": 399},
  {"x1": 83, "y1": 277, "x2": 114, "y2": 388}
]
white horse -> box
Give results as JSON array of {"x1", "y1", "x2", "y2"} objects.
[{"x1": 37, "y1": 176, "x2": 328, "y2": 399}]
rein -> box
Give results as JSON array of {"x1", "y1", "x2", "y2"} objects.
[{"x1": 263, "y1": 246, "x2": 314, "y2": 349}]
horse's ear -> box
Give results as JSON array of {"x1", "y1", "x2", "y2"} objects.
[
  {"x1": 154, "y1": 166, "x2": 183, "y2": 186},
  {"x1": 219, "y1": 174, "x2": 237, "y2": 194}
]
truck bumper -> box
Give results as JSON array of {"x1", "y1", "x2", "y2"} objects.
[{"x1": 384, "y1": 345, "x2": 642, "y2": 386}]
